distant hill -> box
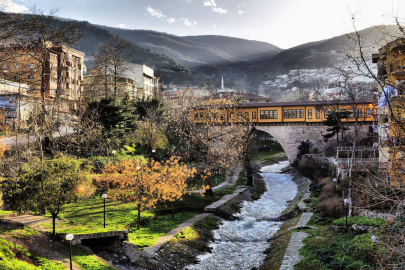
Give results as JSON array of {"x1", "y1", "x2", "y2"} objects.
[
  {"x1": 183, "y1": 35, "x2": 282, "y2": 62},
  {"x1": 98, "y1": 26, "x2": 281, "y2": 67},
  {"x1": 47, "y1": 19, "x2": 184, "y2": 73}
]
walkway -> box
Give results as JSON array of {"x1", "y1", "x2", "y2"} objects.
[
  {"x1": 279, "y1": 192, "x2": 314, "y2": 270},
  {"x1": 190, "y1": 165, "x2": 242, "y2": 193},
  {"x1": 1, "y1": 214, "x2": 67, "y2": 232}
]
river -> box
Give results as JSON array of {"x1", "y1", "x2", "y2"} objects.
[{"x1": 186, "y1": 161, "x2": 298, "y2": 270}]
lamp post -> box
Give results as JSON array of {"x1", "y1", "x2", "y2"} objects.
[
  {"x1": 371, "y1": 235, "x2": 378, "y2": 260},
  {"x1": 65, "y1": 234, "x2": 74, "y2": 270},
  {"x1": 102, "y1": 194, "x2": 107, "y2": 228},
  {"x1": 344, "y1": 198, "x2": 349, "y2": 232},
  {"x1": 112, "y1": 150, "x2": 116, "y2": 163},
  {"x1": 333, "y1": 178, "x2": 337, "y2": 194}
]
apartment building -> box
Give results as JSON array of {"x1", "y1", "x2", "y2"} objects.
[
  {"x1": 132, "y1": 64, "x2": 160, "y2": 98},
  {"x1": 0, "y1": 42, "x2": 85, "y2": 111},
  {"x1": 373, "y1": 38, "x2": 405, "y2": 185}
]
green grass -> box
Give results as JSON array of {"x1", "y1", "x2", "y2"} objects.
[
  {"x1": 252, "y1": 151, "x2": 285, "y2": 162},
  {"x1": 72, "y1": 246, "x2": 114, "y2": 270},
  {"x1": 53, "y1": 191, "x2": 227, "y2": 249},
  {"x1": 332, "y1": 216, "x2": 386, "y2": 227},
  {"x1": 0, "y1": 236, "x2": 65, "y2": 270},
  {"x1": 0, "y1": 225, "x2": 40, "y2": 240}
]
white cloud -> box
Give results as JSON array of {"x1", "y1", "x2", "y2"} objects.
[
  {"x1": 185, "y1": 0, "x2": 191, "y2": 2},
  {"x1": 212, "y1": 7, "x2": 227, "y2": 14},
  {"x1": 203, "y1": 0, "x2": 216, "y2": 7},
  {"x1": 238, "y1": 10, "x2": 245, "y2": 14},
  {"x1": 146, "y1": 6, "x2": 166, "y2": 19},
  {"x1": 213, "y1": 24, "x2": 217, "y2": 28},
  {"x1": 167, "y1": 18, "x2": 176, "y2": 24},
  {"x1": 179, "y1": 18, "x2": 197, "y2": 26},
  {"x1": 118, "y1": 24, "x2": 126, "y2": 28},
  {"x1": 238, "y1": 4, "x2": 245, "y2": 14},
  {"x1": 0, "y1": 0, "x2": 29, "y2": 13}
]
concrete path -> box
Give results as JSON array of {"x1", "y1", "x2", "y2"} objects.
[
  {"x1": 143, "y1": 213, "x2": 213, "y2": 255},
  {"x1": 279, "y1": 231, "x2": 308, "y2": 270},
  {"x1": 279, "y1": 191, "x2": 314, "y2": 270},
  {"x1": 1, "y1": 214, "x2": 66, "y2": 232},
  {"x1": 205, "y1": 187, "x2": 247, "y2": 212}
]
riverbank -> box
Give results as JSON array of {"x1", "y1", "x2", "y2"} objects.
[{"x1": 259, "y1": 167, "x2": 310, "y2": 270}]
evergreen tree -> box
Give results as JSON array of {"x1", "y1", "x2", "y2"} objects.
[{"x1": 322, "y1": 110, "x2": 352, "y2": 142}]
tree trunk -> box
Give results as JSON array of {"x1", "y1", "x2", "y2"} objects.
[
  {"x1": 171, "y1": 201, "x2": 175, "y2": 219},
  {"x1": 205, "y1": 174, "x2": 214, "y2": 196},
  {"x1": 244, "y1": 152, "x2": 253, "y2": 186},
  {"x1": 52, "y1": 214, "x2": 57, "y2": 236},
  {"x1": 137, "y1": 203, "x2": 141, "y2": 230}
]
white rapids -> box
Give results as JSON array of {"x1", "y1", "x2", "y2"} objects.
[{"x1": 186, "y1": 161, "x2": 297, "y2": 270}]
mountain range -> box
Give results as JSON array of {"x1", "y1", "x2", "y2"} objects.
[{"x1": 49, "y1": 17, "x2": 402, "y2": 91}]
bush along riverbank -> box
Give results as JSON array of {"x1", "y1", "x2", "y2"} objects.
[{"x1": 259, "y1": 167, "x2": 310, "y2": 270}]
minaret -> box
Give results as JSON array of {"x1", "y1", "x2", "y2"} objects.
[{"x1": 221, "y1": 77, "x2": 224, "y2": 89}]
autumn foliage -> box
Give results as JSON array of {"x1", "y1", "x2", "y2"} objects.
[{"x1": 97, "y1": 157, "x2": 196, "y2": 229}]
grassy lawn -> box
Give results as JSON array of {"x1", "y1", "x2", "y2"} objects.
[
  {"x1": 50, "y1": 188, "x2": 236, "y2": 249},
  {"x1": 252, "y1": 151, "x2": 285, "y2": 162}
]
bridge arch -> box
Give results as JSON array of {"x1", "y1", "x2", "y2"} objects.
[{"x1": 254, "y1": 125, "x2": 329, "y2": 162}]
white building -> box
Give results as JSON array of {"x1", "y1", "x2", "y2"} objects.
[{"x1": 131, "y1": 64, "x2": 157, "y2": 98}]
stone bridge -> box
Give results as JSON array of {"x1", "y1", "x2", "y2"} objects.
[{"x1": 254, "y1": 124, "x2": 370, "y2": 162}]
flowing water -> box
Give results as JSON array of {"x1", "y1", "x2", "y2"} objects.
[{"x1": 186, "y1": 161, "x2": 297, "y2": 270}]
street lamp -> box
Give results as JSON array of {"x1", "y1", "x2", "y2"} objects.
[
  {"x1": 102, "y1": 194, "x2": 107, "y2": 228},
  {"x1": 65, "y1": 234, "x2": 74, "y2": 270},
  {"x1": 344, "y1": 199, "x2": 349, "y2": 232},
  {"x1": 111, "y1": 150, "x2": 116, "y2": 163},
  {"x1": 371, "y1": 235, "x2": 378, "y2": 255},
  {"x1": 333, "y1": 178, "x2": 337, "y2": 193}
]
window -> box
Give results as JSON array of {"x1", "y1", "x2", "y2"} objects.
[
  {"x1": 13, "y1": 64, "x2": 18, "y2": 69},
  {"x1": 13, "y1": 75, "x2": 19, "y2": 80},
  {"x1": 373, "y1": 108, "x2": 377, "y2": 117},
  {"x1": 194, "y1": 113, "x2": 198, "y2": 120},
  {"x1": 269, "y1": 110, "x2": 273, "y2": 119},
  {"x1": 237, "y1": 112, "x2": 242, "y2": 120},
  {"x1": 230, "y1": 112, "x2": 235, "y2": 120},
  {"x1": 324, "y1": 110, "x2": 329, "y2": 118},
  {"x1": 28, "y1": 64, "x2": 35, "y2": 69},
  {"x1": 292, "y1": 109, "x2": 296, "y2": 118},
  {"x1": 214, "y1": 113, "x2": 218, "y2": 120},
  {"x1": 274, "y1": 110, "x2": 278, "y2": 119},
  {"x1": 264, "y1": 110, "x2": 269, "y2": 119},
  {"x1": 284, "y1": 110, "x2": 288, "y2": 119},
  {"x1": 220, "y1": 113, "x2": 225, "y2": 120},
  {"x1": 260, "y1": 110, "x2": 265, "y2": 119},
  {"x1": 357, "y1": 109, "x2": 362, "y2": 118},
  {"x1": 205, "y1": 113, "x2": 210, "y2": 120},
  {"x1": 252, "y1": 112, "x2": 257, "y2": 120},
  {"x1": 28, "y1": 75, "x2": 34, "y2": 80},
  {"x1": 199, "y1": 112, "x2": 204, "y2": 119},
  {"x1": 288, "y1": 109, "x2": 292, "y2": 118},
  {"x1": 245, "y1": 112, "x2": 249, "y2": 119},
  {"x1": 308, "y1": 109, "x2": 313, "y2": 119},
  {"x1": 366, "y1": 108, "x2": 371, "y2": 118},
  {"x1": 300, "y1": 109, "x2": 304, "y2": 118},
  {"x1": 316, "y1": 109, "x2": 320, "y2": 119},
  {"x1": 28, "y1": 52, "x2": 34, "y2": 58}
]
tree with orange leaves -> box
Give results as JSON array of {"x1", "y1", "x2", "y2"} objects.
[{"x1": 98, "y1": 157, "x2": 195, "y2": 229}]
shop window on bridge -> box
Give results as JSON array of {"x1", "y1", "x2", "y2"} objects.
[
  {"x1": 245, "y1": 112, "x2": 249, "y2": 119},
  {"x1": 366, "y1": 108, "x2": 371, "y2": 118},
  {"x1": 308, "y1": 109, "x2": 313, "y2": 119},
  {"x1": 316, "y1": 109, "x2": 320, "y2": 119},
  {"x1": 230, "y1": 112, "x2": 235, "y2": 120},
  {"x1": 284, "y1": 110, "x2": 288, "y2": 119},
  {"x1": 324, "y1": 110, "x2": 329, "y2": 118},
  {"x1": 237, "y1": 112, "x2": 242, "y2": 120},
  {"x1": 214, "y1": 113, "x2": 218, "y2": 120},
  {"x1": 260, "y1": 110, "x2": 278, "y2": 119},
  {"x1": 358, "y1": 109, "x2": 363, "y2": 118},
  {"x1": 300, "y1": 109, "x2": 304, "y2": 118},
  {"x1": 373, "y1": 108, "x2": 377, "y2": 118},
  {"x1": 288, "y1": 109, "x2": 292, "y2": 118},
  {"x1": 220, "y1": 113, "x2": 225, "y2": 120},
  {"x1": 194, "y1": 113, "x2": 198, "y2": 120},
  {"x1": 252, "y1": 111, "x2": 257, "y2": 120},
  {"x1": 199, "y1": 112, "x2": 204, "y2": 119},
  {"x1": 292, "y1": 109, "x2": 296, "y2": 118}
]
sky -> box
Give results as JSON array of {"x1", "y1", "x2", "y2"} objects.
[{"x1": 2, "y1": 0, "x2": 405, "y2": 49}]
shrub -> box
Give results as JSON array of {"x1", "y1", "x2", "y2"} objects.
[
  {"x1": 332, "y1": 216, "x2": 386, "y2": 227},
  {"x1": 317, "y1": 196, "x2": 344, "y2": 219}
]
